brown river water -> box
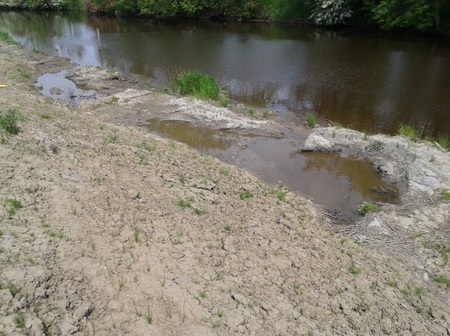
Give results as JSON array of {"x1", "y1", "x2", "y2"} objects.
[{"x1": 3, "y1": 11, "x2": 447, "y2": 219}]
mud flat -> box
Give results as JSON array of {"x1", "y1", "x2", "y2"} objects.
[{"x1": 1, "y1": 40, "x2": 450, "y2": 335}]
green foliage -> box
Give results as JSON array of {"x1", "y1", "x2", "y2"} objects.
[
  {"x1": 262, "y1": 0, "x2": 312, "y2": 21},
  {"x1": 438, "y1": 135, "x2": 449, "y2": 149},
  {"x1": 0, "y1": 30, "x2": 16, "y2": 44},
  {"x1": 348, "y1": 263, "x2": 362, "y2": 275},
  {"x1": 398, "y1": 124, "x2": 419, "y2": 141},
  {"x1": 372, "y1": 0, "x2": 436, "y2": 32},
  {"x1": 173, "y1": 71, "x2": 219, "y2": 101},
  {"x1": 442, "y1": 190, "x2": 450, "y2": 202},
  {"x1": 40, "y1": 114, "x2": 52, "y2": 120},
  {"x1": 15, "y1": 315, "x2": 26, "y2": 329},
  {"x1": 138, "y1": 140, "x2": 156, "y2": 152},
  {"x1": 0, "y1": 109, "x2": 23, "y2": 135},
  {"x1": 434, "y1": 275, "x2": 450, "y2": 290},
  {"x1": 358, "y1": 201, "x2": 380, "y2": 215},
  {"x1": 6, "y1": 198, "x2": 23, "y2": 216},
  {"x1": 177, "y1": 197, "x2": 194, "y2": 209},
  {"x1": 311, "y1": 0, "x2": 353, "y2": 25},
  {"x1": 239, "y1": 191, "x2": 254, "y2": 200},
  {"x1": 305, "y1": 113, "x2": 315, "y2": 128}
]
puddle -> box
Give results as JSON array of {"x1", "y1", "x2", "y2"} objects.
[
  {"x1": 147, "y1": 119, "x2": 399, "y2": 221},
  {"x1": 35, "y1": 70, "x2": 102, "y2": 105},
  {"x1": 147, "y1": 119, "x2": 234, "y2": 151}
]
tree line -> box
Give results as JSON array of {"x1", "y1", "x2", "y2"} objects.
[{"x1": 7, "y1": 0, "x2": 450, "y2": 34}]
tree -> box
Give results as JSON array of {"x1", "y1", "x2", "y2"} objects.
[
  {"x1": 371, "y1": 0, "x2": 436, "y2": 32},
  {"x1": 310, "y1": 0, "x2": 353, "y2": 25}
]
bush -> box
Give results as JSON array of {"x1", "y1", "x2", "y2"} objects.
[
  {"x1": 0, "y1": 109, "x2": 23, "y2": 135},
  {"x1": 305, "y1": 113, "x2": 315, "y2": 128},
  {"x1": 173, "y1": 71, "x2": 219, "y2": 100}
]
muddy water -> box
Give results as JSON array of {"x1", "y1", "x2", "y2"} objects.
[
  {"x1": 1, "y1": 11, "x2": 450, "y2": 138},
  {"x1": 147, "y1": 119, "x2": 399, "y2": 220}
]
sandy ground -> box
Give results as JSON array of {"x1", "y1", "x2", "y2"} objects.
[{"x1": 1, "y1": 40, "x2": 450, "y2": 336}]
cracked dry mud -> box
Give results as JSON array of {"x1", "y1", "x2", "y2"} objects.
[{"x1": 1, "y1": 40, "x2": 450, "y2": 335}]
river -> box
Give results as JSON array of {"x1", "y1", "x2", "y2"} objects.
[{"x1": 1, "y1": 11, "x2": 449, "y2": 137}]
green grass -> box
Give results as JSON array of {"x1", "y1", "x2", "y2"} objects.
[
  {"x1": 305, "y1": 113, "x2": 315, "y2": 128},
  {"x1": 398, "y1": 124, "x2": 419, "y2": 141},
  {"x1": 8, "y1": 283, "x2": 20, "y2": 297},
  {"x1": 40, "y1": 114, "x2": 52, "y2": 120},
  {"x1": 177, "y1": 197, "x2": 194, "y2": 209},
  {"x1": 6, "y1": 198, "x2": 23, "y2": 216},
  {"x1": 434, "y1": 275, "x2": 450, "y2": 290},
  {"x1": 220, "y1": 96, "x2": 230, "y2": 107},
  {"x1": 443, "y1": 190, "x2": 450, "y2": 201},
  {"x1": 133, "y1": 226, "x2": 140, "y2": 243},
  {"x1": 173, "y1": 71, "x2": 219, "y2": 100},
  {"x1": 437, "y1": 134, "x2": 449, "y2": 149},
  {"x1": 194, "y1": 208, "x2": 206, "y2": 216},
  {"x1": 0, "y1": 30, "x2": 16, "y2": 44},
  {"x1": 0, "y1": 109, "x2": 23, "y2": 135},
  {"x1": 348, "y1": 264, "x2": 362, "y2": 276},
  {"x1": 146, "y1": 303, "x2": 153, "y2": 324},
  {"x1": 239, "y1": 191, "x2": 254, "y2": 200},
  {"x1": 358, "y1": 201, "x2": 381, "y2": 215},
  {"x1": 199, "y1": 290, "x2": 207, "y2": 299},
  {"x1": 247, "y1": 109, "x2": 255, "y2": 117},
  {"x1": 15, "y1": 315, "x2": 25, "y2": 330},
  {"x1": 138, "y1": 140, "x2": 156, "y2": 152},
  {"x1": 16, "y1": 67, "x2": 30, "y2": 79},
  {"x1": 139, "y1": 155, "x2": 149, "y2": 166}
]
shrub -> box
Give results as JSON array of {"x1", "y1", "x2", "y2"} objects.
[
  {"x1": 0, "y1": 109, "x2": 23, "y2": 135},
  {"x1": 173, "y1": 71, "x2": 219, "y2": 100},
  {"x1": 305, "y1": 113, "x2": 315, "y2": 128}
]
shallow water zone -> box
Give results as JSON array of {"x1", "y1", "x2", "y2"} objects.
[
  {"x1": 36, "y1": 70, "x2": 101, "y2": 104},
  {"x1": 147, "y1": 119, "x2": 399, "y2": 220}
]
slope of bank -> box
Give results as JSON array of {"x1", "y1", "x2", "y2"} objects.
[{"x1": 1, "y1": 40, "x2": 450, "y2": 335}]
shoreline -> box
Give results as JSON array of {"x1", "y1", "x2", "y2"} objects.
[{"x1": 1, "y1": 39, "x2": 450, "y2": 335}]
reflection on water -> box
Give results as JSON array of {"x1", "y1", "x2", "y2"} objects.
[
  {"x1": 36, "y1": 70, "x2": 100, "y2": 104},
  {"x1": 1, "y1": 11, "x2": 449, "y2": 137},
  {"x1": 147, "y1": 119, "x2": 233, "y2": 151},
  {"x1": 301, "y1": 152, "x2": 399, "y2": 206}
]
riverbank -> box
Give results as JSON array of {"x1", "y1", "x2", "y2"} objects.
[{"x1": 1, "y1": 40, "x2": 450, "y2": 335}]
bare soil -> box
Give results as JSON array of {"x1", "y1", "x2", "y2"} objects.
[{"x1": 1, "y1": 40, "x2": 450, "y2": 336}]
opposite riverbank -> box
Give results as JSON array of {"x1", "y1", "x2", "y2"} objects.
[{"x1": 1, "y1": 39, "x2": 450, "y2": 335}]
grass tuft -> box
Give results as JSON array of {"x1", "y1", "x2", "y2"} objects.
[
  {"x1": 0, "y1": 30, "x2": 16, "y2": 44},
  {"x1": 437, "y1": 134, "x2": 449, "y2": 149},
  {"x1": 173, "y1": 71, "x2": 219, "y2": 100},
  {"x1": 0, "y1": 109, "x2": 23, "y2": 135},
  {"x1": 443, "y1": 190, "x2": 450, "y2": 202},
  {"x1": 398, "y1": 124, "x2": 419, "y2": 141},
  {"x1": 306, "y1": 113, "x2": 315, "y2": 128},
  {"x1": 239, "y1": 191, "x2": 254, "y2": 200},
  {"x1": 6, "y1": 198, "x2": 23, "y2": 216},
  {"x1": 349, "y1": 264, "x2": 362, "y2": 276},
  {"x1": 434, "y1": 275, "x2": 450, "y2": 290},
  {"x1": 358, "y1": 201, "x2": 380, "y2": 215}
]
